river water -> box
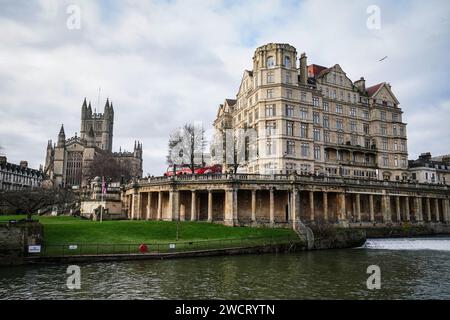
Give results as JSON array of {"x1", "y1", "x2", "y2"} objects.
[{"x1": 1, "y1": 237, "x2": 450, "y2": 300}]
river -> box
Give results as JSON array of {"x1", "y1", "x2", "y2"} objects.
[{"x1": 1, "y1": 237, "x2": 450, "y2": 299}]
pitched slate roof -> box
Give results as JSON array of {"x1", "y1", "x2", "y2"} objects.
[
  {"x1": 225, "y1": 99, "x2": 237, "y2": 107},
  {"x1": 308, "y1": 64, "x2": 329, "y2": 78},
  {"x1": 366, "y1": 83, "x2": 384, "y2": 97}
]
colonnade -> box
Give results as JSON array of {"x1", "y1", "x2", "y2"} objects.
[{"x1": 124, "y1": 186, "x2": 450, "y2": 227}]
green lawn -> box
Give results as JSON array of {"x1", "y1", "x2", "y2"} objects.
[{"x1": 0, "y1": 215, "x2": 297, "y2": 245}]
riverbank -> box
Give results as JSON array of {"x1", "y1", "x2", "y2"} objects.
[
  {"x1": 1, "y1": 215, "x2": 368, "y2": 265},
  {"x1": 6, "y1": 215, "x2": 450, "y2": 266},
  {"x1": 24, "y1": 228, "x2": 366, "y2": 265}
]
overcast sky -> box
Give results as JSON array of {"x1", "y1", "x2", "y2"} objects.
[{"x1": 0, "y1": 0, "x2": 449, "y2": 175}]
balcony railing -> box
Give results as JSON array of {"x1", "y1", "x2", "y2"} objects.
[{"x1": 130, "y1": 173, "x2": 449, "y2": 191}]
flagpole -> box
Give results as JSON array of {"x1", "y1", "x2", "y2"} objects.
[{"x1": 100, "y1": 176, "x2": 105, "y2": 223}]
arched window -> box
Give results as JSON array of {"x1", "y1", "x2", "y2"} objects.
[
  {"x1": 284, "y1": 56, "x2": 291, "y2": 68},
  {"x1": 267, "y1": 56, "x2": 275, "y2": 68}
]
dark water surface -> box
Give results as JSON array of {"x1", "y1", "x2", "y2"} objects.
[{"x1": 1, "y1": 238, "x2": 450, "y2": 299}]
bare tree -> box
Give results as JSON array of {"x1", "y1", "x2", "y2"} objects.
[
  {"x1": 167, "y1": 124, "x2": 206, "y2": 174},
  {"x1": 89, "y1": 152, "x2": 135, "y2": 183},
  {"x1": 0, "y1": 187, "x2": 77, "y2": 220}
]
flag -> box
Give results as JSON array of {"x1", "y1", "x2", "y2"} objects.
[{"x1": 101, "y1": 176, "x2": 107, "y2": 194}]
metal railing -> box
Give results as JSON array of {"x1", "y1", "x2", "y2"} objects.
[{"x1": 36, "y1": 234, "x2": 300, "y2": 257}]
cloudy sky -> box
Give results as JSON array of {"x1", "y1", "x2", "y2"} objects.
[{"x1": 0, "y1": 0, "x2": 449, "y2": 175}]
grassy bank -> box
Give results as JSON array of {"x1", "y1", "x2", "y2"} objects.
[{"x1": 0, "y1": 215, "x2": 296, "y2": 244}]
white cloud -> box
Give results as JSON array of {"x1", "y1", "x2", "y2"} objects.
[{"x1": 0, "y1": 0, "x2": 449, "y2": 175}]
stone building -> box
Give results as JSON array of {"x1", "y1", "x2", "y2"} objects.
[
  {"x1": 124, "y1": 174, "x2": 450, "y2": 227},
  {"x1": 44, "y1": 98, "x2": 143, "y2": 188},
  {"x1": 0, "y1": 155, "x2": 44, "y2": 190},
  {"x1": 212, "y1": 43, "x2": 408, "y2": 181},
  {"x1": 409, "y1": 153, "x2": 450, "y2": 184},
  {"x1": 80, "y1": 178, "x2": 126, "y2": 220}
]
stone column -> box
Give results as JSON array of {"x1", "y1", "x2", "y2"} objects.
[
  {"x1": 207, "y1": 190, "x2": 213, "y2": 222},
  {"x1": 309, "y1": 191, "x2": 315, "y2": 222},
  {"x1": 191, "y1": 190, "x2": 197, "y2": 221},
  {"x1": 146, "y1": 192, "x2": 152, "y2": 220},
  {"x1": 426, "y1": 198, "x2": 431, "y2": 222},
  {"x1": 444, "y1": 199, "x2": 449, "y2": 223},
  {"x1": 134, "y1": 191, "x2": 141, "y2": 220},
  {"x1": 270, "y1": 188, "x2": 275, "y2": 225},
  {"x1": 382, "y1": 195, "x2": 391, "y2": 223},
  {"x1": 233, "y1": 189, "x2": 238, "y2": 223},
  {"x1": 355, "y1": 193, "x2": 361, "y2": 222},
  {"x1": 157, "y1": 191, "x2": 162, "y2": 220},
  {"x1": 169, "y1": 190, "x2": 179, "y2": 221},
  {"x1": 416, "y1": 197, "x2": 423, "y2": 222},
  {"x1": 224, "y1": 189, "x2": 237, "y2": 226},
  {"x1": 291, "y1": 188, "x2": 300, "y2": 228},
  {"x1": 404, "y1": 196, "x2": 410, "y2": 222},
  {"x1": 251, "y1": 190, "x2": 256, "y2": 223},
  {"x1": 396, "y1": 196, "x2": 401, "y2": 222},
  {"x1": 339, "y1": 193, "x2": 346, "y2": 220},
  {"x1": 180, "y1": 204, "x2": 186, "y2": 221},
  {"x1": 369, "y1": 194, "x2": 375, "y2": 223},
  {"x1": 130, "y1": 194, "x2": 135, "y2": 219},
  {"x1": 435, "y1": 198, "x2": 440, "y2": 222},
  {"x1": 323, "y1": 192, "x2": 328, "y2": 222}
]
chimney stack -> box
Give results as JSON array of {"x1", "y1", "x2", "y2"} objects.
[
  {"x1": 299, "y1": 53, "x2": 307, "y2": 85},
  {"x1": 354, "y1": 77, "x2": 366, "y2": 92}
]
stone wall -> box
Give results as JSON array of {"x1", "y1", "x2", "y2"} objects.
[{"x1": 0, "y1": 220, "x2": 43, "y2": 265}]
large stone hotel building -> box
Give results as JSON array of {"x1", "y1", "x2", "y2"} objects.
[{"x1": 213, "y1": 43, "x2": 408, "y2": 181}]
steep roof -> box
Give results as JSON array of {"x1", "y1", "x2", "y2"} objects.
[
  {"x1": 225, "y1": 99, "x2": 237, "y2": 107},
  {"x1": 366, "y1": 83, "x2": 384, "y2": 97},
  {"x1": 308, "y1": 64, "x2": 329, "y2": 78}
]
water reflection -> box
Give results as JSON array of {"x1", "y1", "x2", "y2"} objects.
[{"x1": 1, "y1": 238, "x2": 450, "y2": 299}]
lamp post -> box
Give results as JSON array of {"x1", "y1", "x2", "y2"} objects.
[{"x1": 172, "y1": 149, "x2": 183, "y2": 241}]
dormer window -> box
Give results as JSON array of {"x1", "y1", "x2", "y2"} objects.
[{"x1": 267, "y1": 56, "x2": 275, "y2": 68}]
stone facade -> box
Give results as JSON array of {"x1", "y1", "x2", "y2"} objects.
[
  {"x1": 408, "y1": 152, "x2": 450, "y2": 184},
  {"x1": 124, "y1": 174, "x2": 450, "y2": 228},
  {"x1": 44, "y1": 98, "x2": 143, "y2": 188},
  {"x1": 212, "y1": 43, "x2": 408, "y2": 181},
  {"x1": 80, "y1": 179, "x2": 126, "y2": 220},
  {"x1": 0, "y1": 156, "x2": 43, "y2": 191}
]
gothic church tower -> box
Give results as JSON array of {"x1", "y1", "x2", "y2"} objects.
[{"x1": 80, "y1": 98, "x2": 114, "y2": 152}]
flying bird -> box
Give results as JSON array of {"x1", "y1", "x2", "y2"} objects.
[{"x1": 378, "y1": 56, "x2": 388, "y2": 62}]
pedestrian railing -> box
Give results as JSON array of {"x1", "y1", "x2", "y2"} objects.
[{"x1": 37, "y1": 234, "x2": 301, "y2": 257}]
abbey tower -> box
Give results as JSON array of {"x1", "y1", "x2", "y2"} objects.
[{"x1": 44, "y1": 98, "x2": 143, "y2": 187}]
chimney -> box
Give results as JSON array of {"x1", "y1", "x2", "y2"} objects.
[
  {"x1": 299, "y1": 53, "x2": 307, "y2": 85},
  {"x1": 354, "y1": 77, "x2": 366, "y2": 92},
  {"x1": 0, "y1": 156, "x2": 6, "y2": 165},
  {"x1": 20, "y1": 161, "x2": 28, "y2": 168},
  {"x1": 419, "y1": 152, "x2": 432, "y2": 161}
]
